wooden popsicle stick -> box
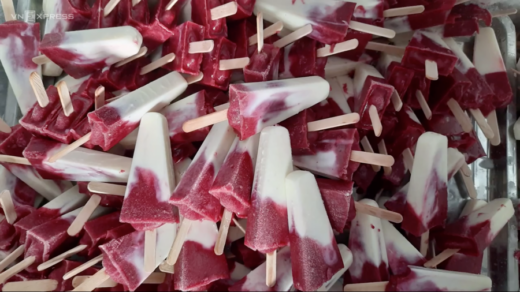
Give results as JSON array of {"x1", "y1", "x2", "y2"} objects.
[
  {"x1": 0, "y1": 117, "x2": 9, "y2": 134},
  {"x1": 455, "y1": 0, "x2": 470, "y2": 4},
  {"x1": 144, "y1": 272, "x2": 166, "y2": 284},
  {"x1": 67, "y1": 195, "x2": 101, "y2": 236},
  {"x1": 32, "y1": 55, "x2": 52, "y2": 65},
  {"x1": 460, "y1": 163, "x2": 471, "y2": 177},
  {"x1": 391, "y1": 90, "x2": 403, "y2": 112},
  {"x1": 141, "y1": 53, "x2": 175, "y2": 75},
  {"x1": 0, "y1": 245, "x2": 24, "y2": 273},
  {"x1": 215, "y1": 209, "x2": 233, "y2": 256},
  {"x1": 377, "y1": 141, "x2": 392, "y2": 176},
  {"x1": 185, "y1": 72, "x2": 204, "y2": 84},
  {"x1": 365, "y1": 42, "x2": 405, "y2": 56},
  {"x1": 491, "y1": 8, "x2": 517, "y2": 18},
  {"x1": 132, "y1": 0, "x2": 141, "y2": 5},
  {"x1": 104, "y1": 0, "x2": 121, "y2": 17},
  {"x1": 166, "y1": 0, "x2": 178, "y2": 10},
  {"x1": 350, "y1": 151, "x2": 395, "y2": 167},
  {"x1": 29, "y1": 72, "x2": 50, "y2": 108},
  {"x1": 144, "y1": 229, "x2": 157, "y2": 273},
  {"x1": 72, "y1": 275, "x2": 117, "y2": 288},
  {"x1": 360, "y1": 137, "x2": 381, "y2": 173},
  {"x1": 0, "y1": 191, "x2": 16, "y2": 224},
  {"x1": 232, "y1": 218, "x2": 246, "y2": 234},
  {"x1": 189, "y1": 40, "x2": 215, "y2": 54},
  {"x1": 256, "y1": 12, "x2": 264, "y2": 52},
  {"x1": 249, "y1": 21, "x2": 283, "y2": 46},
  {"x1": 307, "y1": 113, "x2": 360, "y2": 132},
  {"x1": 0, "y1": 256, "x2": 35, "y2": 284},
  {"x1": 219, "y1": 57, "x2": 250, "y2": 70},
  {"x1": 0, "y1": 155, "x2": 31, "y2": 165},
  {"x1": 214, "y1": 103, "x2": 230, "y2": 111},
  {"x1": 47, "y1": 132, "x2": 91, "y2": 163},
  {"x1": 487, "y1": 110, "x2": 501, "y2": 146},
  {"x1": 317, "y1": 39, "x2": 359, "y2": 57},
  {"x1": 166, "y1": 219, "x2": 192, "y2": 265},
  {"x1": 446, "y1": 98, "x2": 472, "y2": 133},
  {"x1": 354, "y1": 201, "x2": 403, "y2": 223},
  {"x1": 383, "y1": 5, "x2": 425, "y2": 17},
  {"x1": 368, "y1": 105, "x2": 382, "y2": 137},
  {"x1": 344, "y1": 281, "x2": 388, "y2": 291},
  {"x1": 88, "y1": 182, "x2": 126, "y2": 196},
  {"x1": 469, "y1": 108, "x2": 494, "y2": 139},
  {"x1": 423, "y1": 248, "x2": 459, "y2": 268},
  {"x1": 1, "y1": 0, "x2": 15, "y2": 21},
  {"x1": 95, "y1": 86, "x2": 105, "y2": 110},
  {"x1": 461, "y1": 173, "x2": 477, "y2": 199},
  {"x1": 115, "y1": 47, "x2": 148, "y2": 67},
  {"x1": 415, "y1": 90, "x2": 432, "y2": 120},
  {"x1": 37, "y1": 245, "x2": 87, "y2": 271},
  {"x1": 266, "y1": 250, "x2": 277, "y2": 288},
  {"x1": 56, "y1": 81, "x2": 74, "y2": 117},
  {"x1": 425, "y1": 60, "x2": 438, "y2": 80},
  {"x1": 63, "y1": 254, "x2": 103, "y2": 280},
  {"x1": 402, "y1": 148, "x2": 414, "y2": 172},
  {"x1": 3, "y1": 279, "x2": 58, "y2": 291},
  {"x1": 72, "y1": 268, "x2": 111, "y2": 291},
  {"x1": 273, "y1": 24, "x2": 313, "y2": 48},
  {"x1": 349, "y1": 21, "x2": 396, "y2": 39},
  {"x1": 210, "y1": 2, "x2": 238, "y2": 20},
  {"x1": 183, "y1": 109, "x2": 228, "y2": 133},
  {"x1": 159, "y1": 261, "x2": 174, "y2": 274},
  {"x1": 420, "y1": 231, "x2": 429, "y2": 257}
]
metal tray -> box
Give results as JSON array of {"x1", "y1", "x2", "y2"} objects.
[{"x1": 0, "y1": 1, "x2": 517, "y2": 291}]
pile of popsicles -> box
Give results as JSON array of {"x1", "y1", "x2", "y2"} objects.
[{"x1": 0, "y1": 0, "x2": 516, "y2": 290}]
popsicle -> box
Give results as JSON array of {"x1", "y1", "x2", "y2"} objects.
[
  {"x1": 327, "y1": 75, "x2": 354, "y2": 115},
  {"x1": 191, "y1": 0, "x2": 231, "y2": 40},
  {"x1": 174, "y1": 220, "x2": 229, "y2": 291},
  {"x1": 170, "y1": 121, "x2": 235, "y2": 222},
  {"x1": 0, "y1": 20, "x2": 41, "y2": 114},
  {"x1": 316, "y1": 179, "x2": 355, "y2": 233},
  {"x1": 0, "y1": 125, "x2": 32, "y2": 158},
  {"x1": 244, "y1": 126, "x2": 292, "y2": 286},
  {"x1": 87, "y1": 71, "x2": 190, "y2": 151},
  {"x1": 377, "y1": 53, "x2": 414, "y2": 100},
  {"x1": 293, "y1": 129, "x2": 394, "y2": 181},
  {"x1": 198, "y1": 37, "x2": 238, "y2": 90},
  {"x1": 243, "y1": 44, "x2": 281, "y2": 82},
  {"x1": 228, "y1": 247, "x2": 293, "y2": 292},
  {"x1": 384, "y1": 0, "x2": 456, "y2": 34},
  {"x1": 402, "y1": 30, "x2": 458, "y2": 80},
  {"x1": 353, "y1": 64, "x2": 395, "y2": 136},
  {"x1": 401, "y1": 132, "x2": 447, "y2": 237},
  {"x1": 381, "y1": 220, "x2": 425, "y2": 276},
  {"x1": 79, "y1": 211, "x2": 133, "y2": 257},
  {"x1": 346, "y1": 199, "x2": 389, "y2": 284},
  {"x1": 286, "y1": 171, "x2": 344, "y2": 291},
  {"x1": 120, "y1": 113, "x2": 178, "y2": 230},
  {"x1": 21, "y1": 136, "x2": 132, "y2": 182},
  {"x1": 278, "y1": 37, "x2": 325, "y2": 80},
  {"x1": 385, "y1": 105, "x2": 425, "y2": 158},
  {"x1": 14, "y1": 185, "x2": 87, "y2": 244},
  {"x1": 99, "y1": 223, "x2": 177, "y2": 291},
  {"x1": 443, "y1": 3, "x2": 491, "y2": 38},
  {"x1": 39, "y1": 26, "x2": 143, "y2": 78}
]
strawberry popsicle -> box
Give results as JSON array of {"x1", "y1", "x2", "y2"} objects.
[
  {"x1": 100, "y1": 223, "x2": 177, "y2": 291},
  {"x1": 402, "y1": 30, "x2": 458, "y2": 78},
  {"x1": 279, "y1": 38, "x2": 324, "y2": 80},
  {"x1": 278, "y1": 109, "x2": 318, "y2": 155},
  {"x1": 254, "y1": 0, "x2": 357, "y2": 44},
  {"x1": 19, "y1": 85, "x2": 63, "y2": 136},
  {"x1": 22, "y1": 137, "x2": 132, "y2": 182},
  {"x1": 286, "y1": 171, "x2": 344, "y2": 291},
  {"x1": 384, "y1": 0, "x2": 456, "y2": 34},
  {"x1": 436, "y1": 198, "x2": 514, "y2": 257},
  {"x1": 243, "y1": 44, "x2": 281, "y2": 82},
  {"x1": 227, "y1": 76, "x2": 330, "y2": 140},
  {"x1": 381, "y1": 220, "x2": 425, "y2": 276},
  {"x1": 88, "y1": 71, "x2": 189, "y2": 151},
  {"x1": 199, "y1": 37, "x2": 237, "y2": 90},
  {"x1": 161, "y1": 21, "x2": 206, "y2": 75},
  {"x1": 0, "y1": 21, "x2": 41, "y2": 114},
  {"x1": 14, "y1": 185, "x2": 87, "y2": 244},
  {"x1": 353, "y1": 64, "x2": 394, "y2": 136},
  {"x1": 192, "y1": 0, "x2": 228, "y2": 39},
  {"x1": 443, "y1": 4, "x2": 491, "y2": 38},
  {"x1": 377, "y1": 53, "x2": 415, "y2": 99},
  {"x1": 386, "y1": 105, "x2": 425, "y2": 158},
  {"x1": 40, "y1": 26, "x2": 143, "y2": 78},
  {"x1": 316, "y1": 178, "x2": 356, "y2": 233},
  {"x1": 245, "y1": 126, "x2": 292, "y2": 253},
  {"x1": 473, "y1": 27, "x2": 513, "y2": 110},
  {"x1": 401, "y1": 132, "x2": 447, "y2": 237},
  {"x1": 159, "y1": 90, "x2": 215, "y2": 144},
  {"x1": 228, "y1": 247, "x2": 293, "y2": 292},
  {"x1": 120, "y1": 113, "x2": 178, "y2": 230},
  {"x1": 0, "y1": 125, "x2": 32, "y2": 158},
  {"x1": 173, "y1": 220, "x2": 229, "y2": 290},
  {"x1": 346, "y1": 198, "x2": 389, "y2": 284},
  {"x1": 170, "y1": 121, "x2": 236, "y2": 222},
  {"x1": 319, "y1": 244, "x2": 354, "y2": 291},
  {"x1": 209, "y1": 134, "x2": 260, "y2": 218}
]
